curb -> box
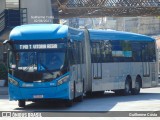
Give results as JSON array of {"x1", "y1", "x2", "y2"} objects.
[{"x1": 0, "y1": 87, "x2": 8, "y2": 95}]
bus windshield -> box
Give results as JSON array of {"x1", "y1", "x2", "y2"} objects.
[
  {"x1": 8, "y1": 42, "x2": 69, "y2": 82},
  {"x1": 8, "y1": 49, "x2": 67, "y2": 82},
  {"x1": 17, "y1": 51, "x2": 65, "y2": 72}
]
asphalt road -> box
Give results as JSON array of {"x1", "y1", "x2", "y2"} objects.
[{"x1": 0, "y1": 87, "x2": 160, "y2": 119}]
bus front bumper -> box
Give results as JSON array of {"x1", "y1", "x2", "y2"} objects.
[{"x1": 8, "y1": 82, "x2": 70, "y2": 101}]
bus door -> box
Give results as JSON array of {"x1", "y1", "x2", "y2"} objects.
[
  {"x1": 91, "y1": 42, "x2": 103, "y2": 91},
  {"x1": 141, "y1": 43, "x2": 151, "y2": 87},
  {"x1": 142, "y1": 43, "x2": 150, "y2": 77},
  {"x1": 71, "y1": 41, "x2": 83, "y2": 97},
  {"x1": 92, "y1": 42, "x2": 102, "y2": 80},
  {"x1": 92, "y1": 63, "x2": 102, "y2": 79},
  {"x1": 142, "y1": 62, "x2": 150, "y2": 77},
  {"x1": 150, "y1": 63, "x2": 156, "y2": 86}
]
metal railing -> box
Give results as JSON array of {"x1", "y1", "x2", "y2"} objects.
[
  {"x1": 5, "y1": 8, "x2": 27, "y2": 28},
  {"x1": 5, "y1": 8, "x2": 20, "y2": 28},
  {"x1": 0, "y1": 10, "x2": 6, "y2": 34},
  {"x1": 5, "y1": 1, "x2": 27, "y2": 27}
]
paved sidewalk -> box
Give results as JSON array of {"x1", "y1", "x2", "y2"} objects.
[{"x1": 0, "y1": 87, "x2": 8, "y2": 95}]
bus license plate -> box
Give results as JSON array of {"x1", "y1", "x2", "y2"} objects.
[{"x1": 33, "y1": 95, "x2": 43, "y2": 98}]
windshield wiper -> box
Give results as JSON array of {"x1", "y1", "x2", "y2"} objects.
[
  {"x1": 24, "y1": 64, "x2": 36, "y2": 71},
  {"x1": 38, "y1": 63, "x2": 53, "y2": 75}
]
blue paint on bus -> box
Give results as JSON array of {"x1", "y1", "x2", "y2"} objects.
[
  {"x1": 10, "y1": 24, "x2": 154, "y2": 42},
  {"x1": 9, "y1": 24, "x2": 68, "y2": 40},
  {"x1": 89, "y1": 29, "x2": 155, "y2": 41},
  {"x1": 8, "y1": 72, "x2": 70, "y2": 100}
]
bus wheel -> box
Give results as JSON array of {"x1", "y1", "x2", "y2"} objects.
[
  {"x1": 131, "y1": 80, "x2": 140, "y2": 95},
  {"x1": 75, "y1": 95, "x2": 83, "y2": 102},
  {"x1": 114, "y1": 90, "x2": 123, "y2": 96},
  {"x1": 18, "y1": 100, "x2": 26, "y2": 107},
  {"x1": 122, "y1": 80, "x2": 131, "y2": 95},
  {"x1": 92, "y1": 91, "x2": 104, "y2": 96},
  {"x1": 65, "y1": 100, "x2": 73, "y2": 107},
  {"x1": 85, "y1": 92, "x2": 92, "y2": 98}
]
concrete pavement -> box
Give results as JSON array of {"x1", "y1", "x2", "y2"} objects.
[{"x1": 0, "y1": 87, "x2": 8, "y2": 95}]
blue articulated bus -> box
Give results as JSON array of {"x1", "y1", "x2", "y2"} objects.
[{"x1": 3, "y1": 24, "x2": 158, "y2": 107}]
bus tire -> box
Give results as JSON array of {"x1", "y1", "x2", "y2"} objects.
[
  {"x1": 93, "y1": 91, "x2": 104, "y2": 96},
  {"x1": 76, "y1": 79, "x2": 84, "y2": 102},
  {"x1": 131, "y1": 80, "x2": 141, "y2": 95},
  {"x1": 65, "y1": 100, "x2": 73, "y2": 107},
  {"x1": 114, "y1": 90, "x2": 123, "y2": 96},
  {"x1": 122, "y1": 80, "x2": 131, "y2": 96},
  {"x1": 76, "y1": 95, "x2": 83, "y2": 102},
  {"x1": 85, "y1": 92, "x2": 92, "y2": 97},
  {"x1": 18, "y1": 100, "x2": 25, "y2": 107},
  {"x1": 86, "y1": 91, "x2": 104, "y2": 97}
]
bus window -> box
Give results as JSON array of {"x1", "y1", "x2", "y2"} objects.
[
  {"x1": 148, "y1": 42, "x2": 156, "y2": 62},
  {"x1": 131, "y1": 42, "x2": 142, "y2": 62},
  {"x1": 121, "y1": 41, "x2": 132, "y2": 62},
  {"x1": 141, "y1": 42, "x2": 149, "y2": 62},
  {"x1": 112, "y1": 40, "x2": 124, "y2": 62},
  {"x1": 75, "y1": 42, "x2": 81, "y2": 64},
  {"x1": 8, "y1": 51, "x2": 16, "y2": 69},
  {"x1": 101, "y1": 40, "x2": 112, "y2": 62},
  {"x1": 91, "y1": 42, "x2": 101, "y2": 63},
  {"x1": 69, "y1": 41, "x2": 81, "y2": 65},
  {"x1": 38, "y1": 52, "x2": 64, "y2": 71}
]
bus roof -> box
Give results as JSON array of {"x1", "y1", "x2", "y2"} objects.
[
  {"x1": 9, "y1": 24, "x2": 155, "y2": 42},
  {"x1": 89, "y1": 29, "x2": 155, "y2": 42},
  {"x1": 9, "y1": 24, "x2": 68, "y2": 41}
]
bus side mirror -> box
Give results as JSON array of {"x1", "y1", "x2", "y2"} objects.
[
  {"x1": 3, "y1": 52, "x2": 7, "y2": 64},
  {"x1": 16, "y1": 53, "x2": 20, "y2": 61},
  {"x1": 69, "y1": 39, "x2": 73, "y2": 43}
]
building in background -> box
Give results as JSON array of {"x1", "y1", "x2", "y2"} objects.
[
  {"x1": 62, "y1": 17, "x2": 160, "y2": 35},
  {"x1": 21, "y1": 0, "x2": 53, "y2": 24}
]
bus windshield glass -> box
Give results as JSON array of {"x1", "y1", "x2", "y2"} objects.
[
  {"x1": 8, "y1": 42, "x2": 68, "y2": 82},
  {"x1": 11, "y1": 42, "x2": 67, "y2": 73},
  {"x1": 17, "y1": 51, "x2": 65, "y2": 72}
]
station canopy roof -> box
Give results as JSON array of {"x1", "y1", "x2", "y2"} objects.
[{"x1": 53, "y1": 0, "x2": 160, "y2": 18}]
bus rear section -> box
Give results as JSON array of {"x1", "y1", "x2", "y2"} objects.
[
  {"x1": 88, "y1": 29, "x2": 158, "y2": 95},
  {"x1": 4, "y1": 24, "x2": 84, "y2": 107}
]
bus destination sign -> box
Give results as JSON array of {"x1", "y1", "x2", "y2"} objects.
[{"x1": 16, "y1": 44, "x2": 58, "y2": 50}]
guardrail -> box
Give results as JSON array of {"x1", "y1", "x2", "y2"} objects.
[{"x1": 0, "y1": 10, "x2": 6, "y2": 34}]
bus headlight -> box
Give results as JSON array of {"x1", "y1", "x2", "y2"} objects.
[
  {"x1": 22, "y1": 83, "x2": 34, "y2": 87},
  {"x1": 9, "y1": 77, "x2": 19, "y2": 86},
  {"x1": 57, "y1": 75, "x2": 69, "y2": 86}
]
